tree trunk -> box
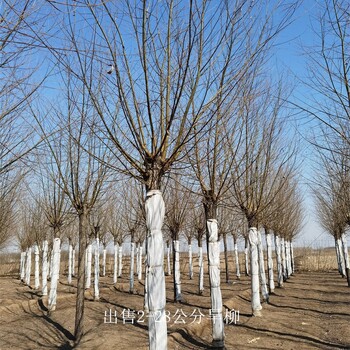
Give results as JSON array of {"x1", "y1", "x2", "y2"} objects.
[
  {"x1": 113, "y1": 242, "x2": 118, "y2": 285},
  {"x1": 204, "y1": 198, "x2": 224, "y2": 349},
  {"x1": 130, "y1": 241, "x2": 135, "y2": 293},
  {"x1": 138, "y1": 245, "x2": 143, "y2": 281},
  {"x1": 257, "y1": 230, "x2": 268, "y2": 302},
  {"x1": 68, "y1": 241, "x2": 73, "y2": 285},
  {"x1": 102, "y1": 247, "x2": 106, "y2": 277},
  {"x1": 336, "y1": 237, "x2": 346, "y2": 277},
  {"x1": 249, "y1": 227, "x2": 262, "y2": 316},
  {"x1": 281, "y1": 237, "x2": 287, "y2": 282},
  {"x1": 290, "y1": 242, "x2": 295, "y2": 274},
  {"x1": 166, "y1": 241, "x2": 171, "y2": 276},
  {"x1": 34, "y1": 244, "x2": 40, "y2": 290},
  {"x1": 340, "y1": 233, "x2": 350, "y2": 286},
  {"x1": 223, "y1": 233, "x2": 229, "y2": 283},
  {"x1": 244, "y1": 236, "x2": 250, "y2": 276},
  {"x1": 85, "y1": 244, "x2": 92, "y2": 289},
  {"x1": 42, "y1": 240, "x2": 48, "y2": 296},
  {"x1": 173, "y1": 239, "x2": 182, "y2": 301},
  {"x1": 25, "y1": 247, "x2": 32, "y2": 286},
  {"x1": 275, "y1": 234, "x2": 283, "y2": 287},
  {"x1": 233, "y1": 236, "x2": 241, "y2": 280},
  {"x1": 145, "y1": 189, "x2": 167, "y2": 350},
  {"x1": 136, "y1": 242, "x2": 140, "y2": 278},
  {"x1": 118, "y1": 244, "x2": 123, "y2": 277},
  {"x1": 20, "y1": 251, "x2": 26, "y2": 281},
  {"x1": 198, "y1": 243, "x2": 204, "y2": 295},
  {"x1": 74, "y1": 211, "x2": 88, "y2": 344},
  {"x1": 72, "y1": 246, "x2": 76, "y2": 277},
  {"x1": 94, "y1": 237, "x2": 100, "y2": 301},
  {"x1": 188, "y1": 242, "x2": 193, "y2": 280},
  {"x1": 48, "y1": 238, "x2": 61, "y2": 311},
  {"x1": 266, "y1": 232, "x2": 275, "y2": 294}
]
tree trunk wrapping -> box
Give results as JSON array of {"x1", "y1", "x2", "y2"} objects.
[
  {"x1": 207, "y1": 219, "x2": 225, "y2": 346},
  {"x1": 198, "y1": 246, "x2": 204, "y2": 294},
  {"x1": 257, "y1": 230, "x2": 269, "y2": 302},
  {"x1": 173, "y1": 239, "x2": 182, "y2": 301},
  {"x1": 290, "y1": 242, "x2": 295, "y2": 274},
  {"x1": 85, "y1": 244, "x2": 92, "y2": 289},
  {"x1": 145, "y1": 190, "x2": 167, "y2": 350},
  {"x1": 34, "y1": 244, "x2": 40, "y2": 290},
  {"x1": 42, "y1": 240, "x2": 48, "y2": 296},
  {"x1": 266, "y1": 233, "x2": 275, "y2": 293},
  {"x1": 113, "y1": 243, "x2": 118, "y2": 285},
  {"x1": 341, "y1": 234, "x2": 350, "y2": 286},
  {"x1": 25, "y1": 247, "x2": 32, "y2": 286},
  {"x1": 167, "y1": 245, "x2": 171, "y2": 276},
  {"x1": 275, "y1": 235, "x2": 283, "y2": 287},
  {"x1": 118, "y1": 245, "x2": 123, "y2": 277},
  {"x1": 249, "y1": 227, "x2": 262, "y2": 316},
  {"x1": 138, "y1": 245, "x2": 143, "y2": 281},
  {"x1": 20, "y1": 251, "x2": 26, "y2": 281},
  {"x1": 136, "y1": 243, "x2": 140, "y2": 277},
  {"x1": 68, "y1": 243, "x2": 73, "y2": 285},
  {"x1": 281, "y1": 237, "x2": 286, "y2": 281},
  {"x1": 234, "y1": 241, "x2": 241, "y2": 280},
  {"x1": 48, "y1": 238, "x2": 61, "y2": 311},
  {"x1": 244, "y1": 237, "x2": 249, "y2": 276},
  {"x1": 102, "y1": 248, "x2": 106, "y2": 277},
  {"x1": 130, "y1": 242, "x2": 135, "y2": 293},
  {"x1": 72, "y1": 247, "x2": 76, "y2": 277},
  {"x1": 188, "y1": 244, "x2": 193, "y2": 280},
  {"x1": 94, "y1": 237, "x2": 100, "y2": 301},
  {"x1": 336, "y1": 238, "x2": 346, "y2": 277}
]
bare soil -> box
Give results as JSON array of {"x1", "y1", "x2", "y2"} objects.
[{"x1": 0, "y1": 264, "x2": 349, "y2": 349}]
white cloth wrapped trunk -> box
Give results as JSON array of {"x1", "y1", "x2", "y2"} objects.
[
  {"x1": 234, "y1": 242, "x2": 240, "y2": 279},
  {"x1": 207, "y1": 219, "x2": 224, "y2": 346},
  {"x1": 145, "y1": 190, "x2": 167, "y2": 350},
  {"x1": 167, "y1": 246, "x2": 171, "y2": 275},
  {"x1": 257, "y1": 230, "x2": 269, "y2": 302},
  {"x1": 49, "y1": 249, "x2": 53, "y2": 280},
  {"x1": 25, "y1": 247, "x2": 32, "y2": 286},
  {"x1": 85, "y1": 244, "x2": 92, "y2": 289},
  {"x1": 130, "y1": 242, "x2": 135, "y2": 293},
  {"x1": 275, "y1": 235, "x2": 283, "y2": 287},
  {"x1": 102, "y1": 248, "x2": 106, "y2": 277},
  {"x1": 281, "y1": 238, "x2": 286, "y2": 281},
  {"x1": 290, "y1": 242, "x2": 295, "y2": 274},
  {"x1": 94, "y1": 238, "x2": 100, "y2": 300},
  {"x1": 336, "y1": 238, "x2": 346, "y2": 276},
  {"x1": 72, "y1": 247, "x2": 75, "y2": 277},
  {"x1": 48, "y1": 238, "x2": 60, "y2": 311},
  {"x1": 341, "y1": 234, "x2": 350, "y2": 270},
  {"x1": 266, "y1": 233, "x2": 275, "y2": 293},
  {"x1": 173, "y1": 240, "x2": 182, "y2": 301},
  {"x1": 285, "y1": 240, "x2": 291, "y2": 279},
  {"x1": 20, "y1": 251, "x2": 26, "y2": 281},
  {"x1": 136, "y1": 244, "x2": 140, "y2": 277},
  {"x1": 198, "y1": 246, "x2": 204, "y2": 294},
  {"x1": 113, "y1": 243, "x2": 118, "y2": 284},
  {"x1": 244, "y1": 243, "x2": 249, "y2": 275},
  {"x1": 188, "y1": 244, "x2": 193, "y2": 279},
  {"x1": 34, "y1": 245, "x2": 40, "y2": 290},
  {"x1": 249, "y1": 227, "x2": 262, "y2": 316},
  {"x1": 118, "y1": 245, "x2": 123, "y2": 277},
  {"x1": 68, "y1": 244, "x2": 73, "y2": 285},
  {"x1": 42, "y1": 240, "x2": 48, "y2": 296},
  {"x1": 138, "y1": 246, "x2": 143, "y2": 281}
]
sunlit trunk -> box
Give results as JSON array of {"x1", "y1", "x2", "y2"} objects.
[
  {"x1": 285, "y1": 240, "x2": 291, "y2": 279},
  {"x1": 138, "y1": 245, "x2": 143, "y2": 281},
  {"x1": 266, "y1": 232, "x2": 275, "y2": 294},
  {"x1": 166, "y1": 240, "x2": 171, "y2": 276},
  {"x1": 275, "y1": 234, "x2": 283, "y2": 287},
  {"x1": 336, "y1": 237, "x2": 346, "y2": 277},
  {"x1": 233, "y1": 236, "x2": 240, "y2": 280},
  {"x1": 173, "y1": 239, "x2": 182, "y2": 301},
  {"x1": 145, "y1": 189, "x2": 167, "y2": 350},
  {"x1": 85, "y1": 243, "x2": 92, "y2": 289},
  {"x1": 198, "y1": 244, "x2": 204, "y2": 295},
  {"x1": 34, "y1": 244, "x2": 40, "y2": 290},
  {"x1": 94, "y1": 237, "x2": 100, "y2": 301},
  {"x1": 25, "y1": 247, "x2": 32, "y2": 286},
  {"x1": 249, "y1": 227, "x2": 262, "y2": 316},
  {"x1": 42, "y1": 240, "x2": 48, "y2": 296},
  {"x1": 48, "y1": 238, "x2": 61, "y2": 311},
  {"x1": 290, "y1": 242, "x2": 295, "y2": 274},
  {"x1": 136, "y1": 242, "x2": 140, "y2": 278},
  {"x1": 257, "y1": 230, "x2": 268, "y2": 302},
  {"x1": 223, "y1": 233, "x2": 229, "y2": 283},
  {"x1": 281, "y1": 237, "x2": 287, "y2": 282},
  {"x1": 72, "y1": 246, "x2": 76, "y2": 277}
]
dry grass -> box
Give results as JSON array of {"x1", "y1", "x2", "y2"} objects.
[{"x1": 294, "y1": 247, "x2": 338, "y2": 272}]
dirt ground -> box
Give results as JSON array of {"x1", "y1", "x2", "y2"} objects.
[{"x1": 0, "y1": 261, "x2": 349, "y2": 349}]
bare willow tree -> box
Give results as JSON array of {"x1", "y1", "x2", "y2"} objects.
[{"x1": 38, "y1": 1, "x2": 300, "y2": 347}]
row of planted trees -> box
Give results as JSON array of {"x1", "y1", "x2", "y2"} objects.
[{"x1": 1, "y1": 1, "x2": 307, "y2": 349}]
